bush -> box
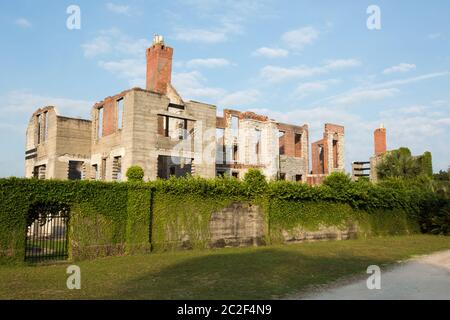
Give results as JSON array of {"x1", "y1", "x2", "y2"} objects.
[
  {"x1": 243, "y1": 169, "x2": 267, "y2": 197},
  {"x1": 126, "y1": 166, "x2": 144, "y2": 181},
  {"x1": 323, "y1": 172, "x2": 352, "y2": 189},
  {"x1": 0, "y1": 179, "x2": 149, "y2": 263},
  {"x1": 1, "y1": 172, "x2": 446, "y2": 263},
  {"x1": 434, "y1": 202, "x2": 450, "y2": 235}
]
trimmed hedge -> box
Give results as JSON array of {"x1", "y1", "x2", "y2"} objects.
[
  {"x1": 150, "y1": 176, "x2": 247, "y2": 251},
  {"x1": 0, "y1": 173, "x2": 446, "y2": 264},
  {"x1": 0, "y1": 178, "x2": 150, "y2": 264}
]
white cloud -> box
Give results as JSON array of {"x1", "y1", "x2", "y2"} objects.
[
  {"x1": 432, "y1": 99, "x2": 450, "y2": 107},
  {"x1": 172, "y1": 71, "x2": 226, "y2": 100},
  {"x1": 295, "y1": 79, "x2": 340, "y2": 98},
  {"x1": 252, "y1": 47, "x2": 289, "y2": 58},
  {"x1": 0, "y1": 90, "x2": 91, "y2": 120},
  {"x1": 172, "y1": 71, "x2": 260, "y2": 108},
  {"x1": 330, "y1": 88, "x2": 399, "y2": 106},
  {"x1": 81, "y1": 29, "x2": 151, "y2": 86},
  {"x1": 81, "y1": 29, "x2": 150, "y2": 58},
  {"x1": 82, "y1": 36, "x2": 112, "y2": 58},
  {"x1": 250, "y1": 99, "x2": 450, "y2": 172},
  {"x1": 172, "y1": 28, "x2": 228, "y2": 43},
  {"x1": 172, "y1": 14, "x2": 244, "y2": 44},
  {"x1": 379, "y1": 106, "x2": 449, "y2": 142},
  {"x1": 0, "y1": 91, "x2": 93, "y2": 178},
  {"x1": 185, "y1": 58, "x2": 231, "y2": 68},
  {"x1": 260, "y1": 59, "x2": 361, "y2": 83},
  {"x1": 372, "y1": 72, "x2": 449, "y2": 89},
  {"x1": 15, "y1": 18, "x2": 32, "y2": 28},
  {"x1": 106, "y1": 3, "x2": 131, "y2": 15},
  {"x1": 218, "y1": 89, "x2": 261, "y2": 107},
  {"x1": 281, "y1": 27, "x2": 319, "y2": 50},
  {"x1": 313, "y1": 72, "x2": 450, "y2": 107},
  {"x1": 428, "y1": 33, "x2": 443, "y2": 40},
  {"x1": 98, "y1": 59, "x2": 145, "y2": 86},
  {"x1": 324, "y1": 59, "x2": 361, "y2": 69},
  {"x1": 383, "y1": 63, "x2": 416, "y2": 75}
]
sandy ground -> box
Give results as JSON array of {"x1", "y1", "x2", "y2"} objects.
[{"x1": 288, "y1": 250, "x2": 450, "y2": 300}]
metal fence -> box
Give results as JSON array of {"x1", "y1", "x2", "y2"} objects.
[{"x1": 25, "y1": 204, "x2": 70, "y2": 262}]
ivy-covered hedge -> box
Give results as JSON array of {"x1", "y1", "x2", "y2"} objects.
[
  {"x1": 0, "y1": 172, "x2": 445, "y2": 264},
  {"x1": 0, "y1": 178, "x2": 150, "y2": 264},
  {"x1": 150, "y1": 176, "x2": 247, "y2": 251}
]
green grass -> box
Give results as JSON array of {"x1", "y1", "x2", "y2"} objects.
[{"x1": 1, "y1": 235, "x2": 450, "y2": 300}]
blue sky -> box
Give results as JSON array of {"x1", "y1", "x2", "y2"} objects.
[{"x1": 1, "y1": 0, "x2": 449, "y2": 177}]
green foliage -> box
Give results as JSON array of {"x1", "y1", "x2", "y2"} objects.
[
  {"x1": 0, "y1": 179, "x2": 149, "y2": 263},
  {"x1": 243, "y1": 169, "x2": 268, "y2": 197},
  {"x1": 377, "y1": 147, "x2": 433, "y2": 180},
  {"x1": 377, "y1": 148, "x2": 420, "y2": 179},
  {"x1": 150, "y1": 175, "x2": 247, "y2": 251},
  {"x1": 126, "y1": 166, "x2": 144, "y2": 181},
  {"x1": 419, "y1": 151, "x2": 433, "y2": 177},
  {"x1": 433, "y1": 202, "x2": 450, "y2": 235},
  {"x1": 1, "y1": 172, "x2": 447, "y2": 264},
  {"x1": 433, "y1": 170, "x2": 450, "y2": 182},
  {"x1": 268, "y1": 201, "x2": 356, "y2": 244},
  {"x1": 323, "y1": 172, "x2": 352, "y2": 189}
]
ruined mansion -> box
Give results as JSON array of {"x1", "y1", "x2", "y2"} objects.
[{"x1": 25, "y1": 36, "x2": 345, "y2": 184}]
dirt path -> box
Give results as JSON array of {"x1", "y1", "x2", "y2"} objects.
[{"x1": 289, "y1": 250, "x2": 450, "y2": 300}]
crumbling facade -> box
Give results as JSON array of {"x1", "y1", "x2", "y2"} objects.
[
  {"x1": 215, "y1": 110, "x2": 309, "y2": 181},
  {"x1": 25, "y1": 106, "x2": 91, "y2": 180},
  {"x1": 369, "y1": 125, "x2": 387, "y2": 182},
  {"x1": 25, "y1": 36, "x2": 345, "y2": 184},
  {"x1": 351, "y1": 124, "x2": 387, "y2": 182},
  {"x1": 307, "y1": 124, "x2": 345, "y2": 185}
]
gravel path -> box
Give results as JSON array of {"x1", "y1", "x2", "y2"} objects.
[{"x1": 291, "y1": 250, "x2": 450, "y2": 300}]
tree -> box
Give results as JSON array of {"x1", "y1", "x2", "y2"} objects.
[
  {"x1": 376, "y1": 147, "x2": 422, "y2": 180},
  {"x1": 126, "y1": 166, "x2": 144, "y2": 181},
  {"x1": 433, "y1": 170, "x2": 450, "y2": 182}
]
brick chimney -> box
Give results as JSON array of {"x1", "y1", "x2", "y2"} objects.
[
  {"x1": 374, "y1": 124, "x2": 387, "y2": 156},
  {"x1": 146, "y1": 35, "x2": 173, "y2": 95}
]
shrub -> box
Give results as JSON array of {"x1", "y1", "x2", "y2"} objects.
[
  {"x1": 1, "y1": 172, "x2": 446, "y2": 263},
  {"x1": 243, "y1": 169, "x2": 267, "y2": 197},
  {"x1": 126, "y1": 166, "x2": 144, "y2": 181},
  {"x1": 323, "y1": 172, "x2": 352, "y2": 189},
  {"x1": 0, "y1": 179, "x2": 145, "y2": 263},
  {"x1": 433, "y1": 201, "x2": 450, "y2": 235}
]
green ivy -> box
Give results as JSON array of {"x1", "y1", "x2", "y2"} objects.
[{"x1": 0, "y1": 174, "x2": 445, "y2": 264}]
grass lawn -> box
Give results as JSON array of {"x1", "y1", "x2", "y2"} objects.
[{"x1": 1, "y1": 235, "x2": 450, "y2": 300}]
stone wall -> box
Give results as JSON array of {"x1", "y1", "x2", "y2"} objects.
[
  {"x1": 25, "y1": 106, "x2": 92, "y2": 180},
  {"x1": 281, "y1": 222, "x2": 358, "y2": 243},
  {"x1": 163, "y1": 202, "x2": 360, "y2": 250},
  {"x1": 209, "y1": 203, "x2": 266, "y2": 248}
]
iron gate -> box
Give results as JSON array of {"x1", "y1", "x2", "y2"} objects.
[{"x1": 25, "y1": 204, "x2": 70, "y2": 262}]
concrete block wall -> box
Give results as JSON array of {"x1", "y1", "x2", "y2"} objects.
[
  {"x1": 25, "y1": 106, "x2": 92, "y2": 180},
  {"x1": 90, "y1": 90, "x2": 130, "y2": 181}
]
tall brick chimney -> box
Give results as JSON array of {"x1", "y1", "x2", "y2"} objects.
[
  {"x1": 374, "y1": 124, "x2": 387, "y2": 156},
  {"x1": 146, "y1": 35, "x2": 173, "y2": 95}
]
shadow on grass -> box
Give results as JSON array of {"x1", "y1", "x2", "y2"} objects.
[{"x1": 105, "y1": 247, "x2": 389, "y2": 300}]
